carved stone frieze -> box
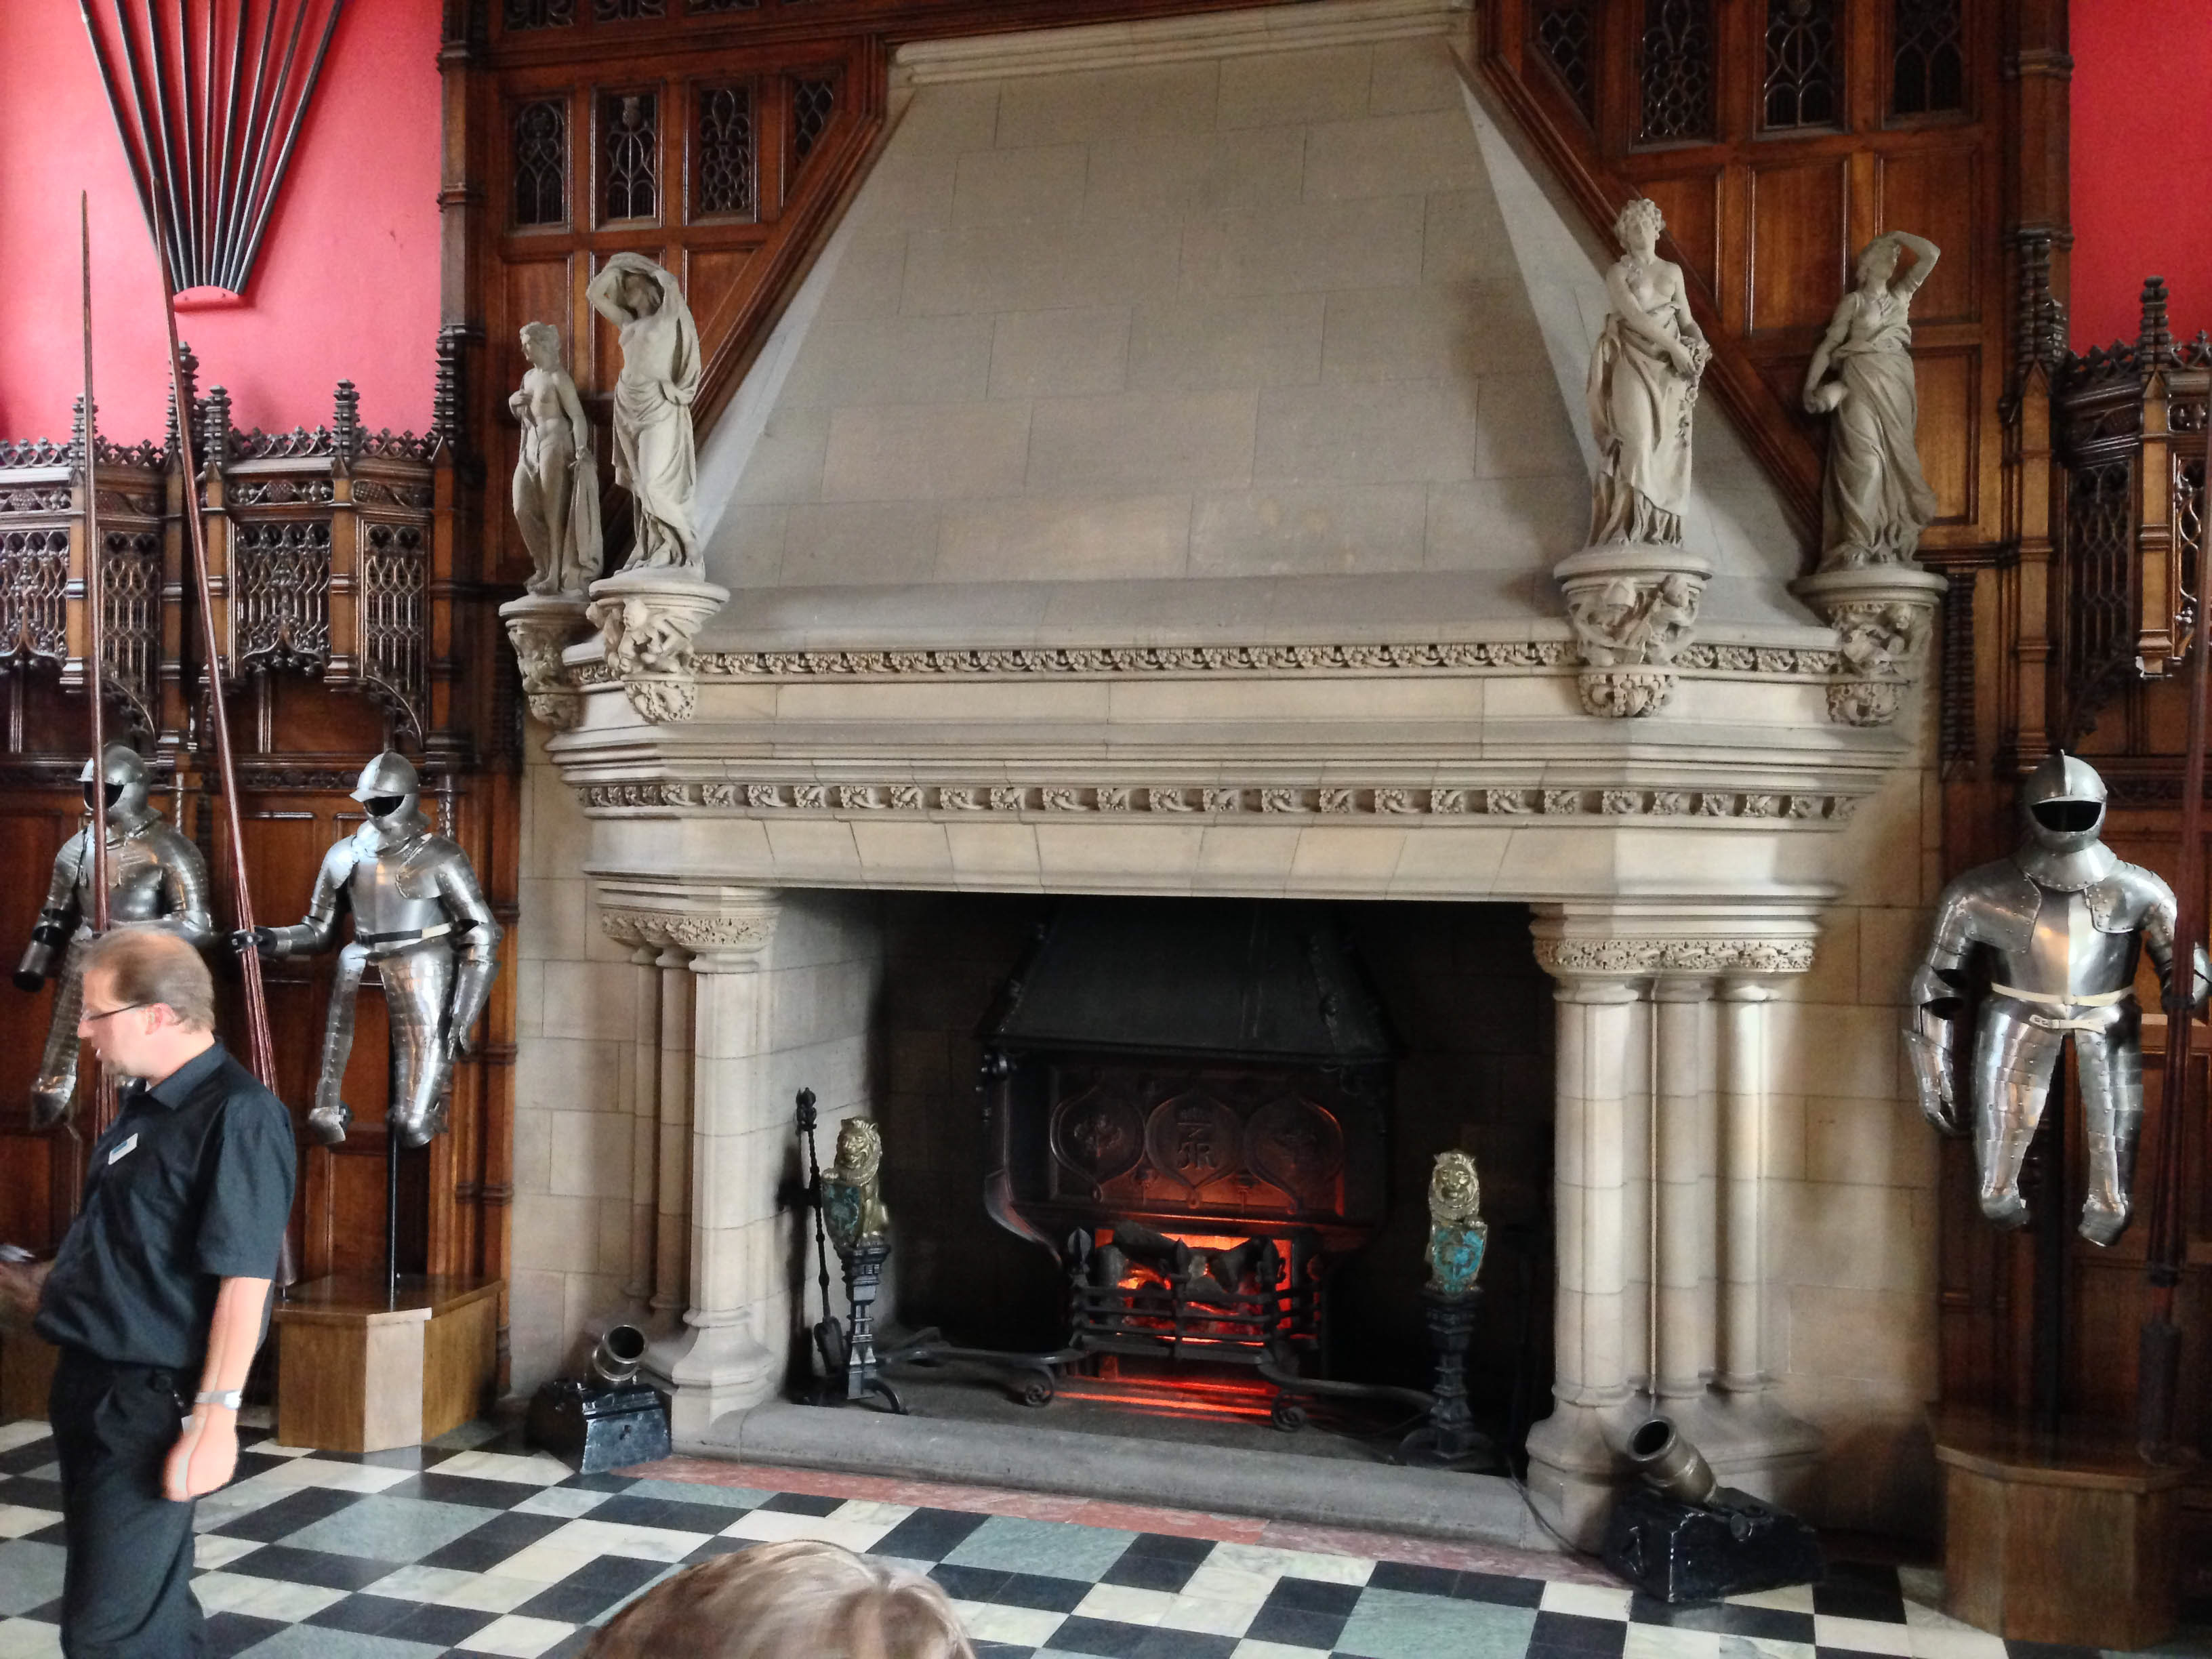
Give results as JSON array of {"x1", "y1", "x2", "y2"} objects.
[
  {"x1": 1532, "y1": 937, "x2": 1817, "y2": 976},
  {"x1": 584, "y1": 569, "x2": 729, "y2": 724},
  {"x1": 1554, "y1": 545, "x2": 1714, "y2": 718},
  {"x1": 598, "y1": 905, "x2": 777, "y2": 956},
  {"x1": 1791, "y1": 564, "x2": 1948, "y2": 729},
  {"x1": 575, "y1": 779, "x2": 1863, "y2": 824},
  {"x1": 500, "y1": 594, "x2": 592, "y2": 731}
]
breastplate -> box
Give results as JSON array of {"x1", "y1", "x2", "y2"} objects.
[
  {"x1": 75, "y1": 832, "x2": 175, "y2": 926},
  {"x1": 1989, "y1": 885, "x2": 2139, "y2": 999},
  {"x1": 348, "y1": 838, "x2": 451, "y2": 936}
]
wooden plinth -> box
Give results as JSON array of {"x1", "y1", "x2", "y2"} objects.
[
  {"x1": 1933, "y1": 1410, "x2": 2190, "y2": 1652},
  {"x1": 272, "y1": 1275, "x2": 501, "y2": 1454}
]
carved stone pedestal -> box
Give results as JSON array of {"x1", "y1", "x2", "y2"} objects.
[
  {"x1": 1791, "y1": 564, "x2": 1947, "y2": 728},
  {"x1": 586, "y1": 569, "x2": 731, "y2": 724},
  {"x1": 1554, "y1": 544, "x2": 1712, "y2": 718},
  {"x1": 500, "y1": 594, "x2": 592, "y2": 732}
]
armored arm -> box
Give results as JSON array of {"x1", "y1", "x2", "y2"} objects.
[
  {"x1": 14, "y1": 836, "x2": 86, "y2": 991},
  {"x1": 148, "y1": 827, "x2": 216, "y2": 950},
  {"x1": 2135, "y1": 872, "x2": 2211, "y2": 1015},
  {"x1": 259, "y1": 844, "x2": 353, "y2": 958},
  {"x1": 435, "y1": 849, "x2": 502, "y2": 1059},
  {"x1": 1904, "y1": 878, "x2": 1978, "y2": 1135}
]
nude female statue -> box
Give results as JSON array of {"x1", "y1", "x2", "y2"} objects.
[
  {"x1": 1803, "y1": 231, "x2": 1941, "y2": 570},
  {"x1": 509, "y1": 321, "x2": 604, "y2": 596},
  {"x1": 1586, "y1": 197, "x2": 1711, "y2": 546},
  {"x1": 586, "y1": 253, "x2": 702, "y2": 572}
]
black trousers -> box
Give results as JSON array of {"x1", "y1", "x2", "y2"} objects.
[{"x1": 49, "y1": 1349, "x2": 205, "y2": 1658}]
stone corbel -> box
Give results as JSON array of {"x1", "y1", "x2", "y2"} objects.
[
  {"x1": 1791, "y1": 565, "x2": 1948, "y2": 728},
  {"x1": 585, "y1": 569, "x2": 732, "y2": 724},
  {"x1": 499, "y1": 593, "x2": 592, "y2": 731},
  {"x1": 1554, "y1": 545, "x2": 1712, "y2": 718}
]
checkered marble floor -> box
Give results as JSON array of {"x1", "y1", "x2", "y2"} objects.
[{"x1": 0, "y1": 1413, "x2": 2196, "y2": 1659}]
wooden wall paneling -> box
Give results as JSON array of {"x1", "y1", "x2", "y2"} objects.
[
  {"x1": 1912, "y1": 345, "x2": 1980, "y2": 524},
  {"x1": 1635, "y1": 169, "x2": 1722, "y2": 296},
  {"x1": 1748, "y1": 159, "x2": 1849, "y2": 335},
  {"x1": 1877, "y1": 146, "x2": 1978, "y2": 323}
]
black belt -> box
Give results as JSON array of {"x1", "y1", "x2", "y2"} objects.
[{"x1": 358, "y1": 922, "x2": 457, "y2": 946}]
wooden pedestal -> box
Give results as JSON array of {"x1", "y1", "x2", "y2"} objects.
[
  {"x1": 1933, "y1": 1410, "x2": 2190, "y2": 1652},
  {"x1": 272, "y1": 1275, "x2": 501, "y2": 1454}
]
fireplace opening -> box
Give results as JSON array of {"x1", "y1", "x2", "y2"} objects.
[{"x1": 869, "y1": 894, "x2": 1554, "y2": 1458}]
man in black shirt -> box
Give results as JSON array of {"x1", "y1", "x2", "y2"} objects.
[{"x1": 0, "y1": 928, "x2": 295, "y2": 1657}]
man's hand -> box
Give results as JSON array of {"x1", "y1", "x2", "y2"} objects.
[
  {"x1": 0, "y1": 1259, "x2": 49, "y2": 1334},
  {"x1": 163, "y1": 1410, "x2": 239, "y2": 1502}
]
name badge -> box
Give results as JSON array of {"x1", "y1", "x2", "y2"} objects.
[{"x1": 108, "y1": 1133, "x2": 138, "y2": 1166}]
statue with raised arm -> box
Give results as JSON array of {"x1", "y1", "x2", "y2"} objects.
[
  {"x1": 235, "y1": 752, "x2": 500, "y2": 1148},
  {"x1": 1804, "y1": 231, "x2": 1942, "y2": 571},
  {"x1": 1587, "y1": 198, "x2": 1711, "y2": 547},
  {"x1": 586, "y1": 253, "x2": 701, "y2": 573},
  {"x1": 510, "y1": 321, "x2": 604, "y2": 597},
  {"x1": 1906, "y1": 753, "x2": 2210, "y2": 1246},
  {"x1": 13, "y1": 745, "x2": 213, "y2": 1128}
]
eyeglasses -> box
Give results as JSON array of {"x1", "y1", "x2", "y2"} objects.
[{"x1": 81, "y1": 1002, "x2": 152, "y2": 1024}]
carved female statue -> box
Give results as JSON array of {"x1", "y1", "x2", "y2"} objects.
[
  {"x1": 509, "y1": 322, "x2": 604, "y2": 597},
  {"x1": 1586, "y1": 197, "x2": 1711, "y2": 547},
  {"x1": 1803, "y1": 231, "x2": 1941, "y2": 571},
  {"x1": 586, "y1": 253, "x2": 703, "y2": 573}
]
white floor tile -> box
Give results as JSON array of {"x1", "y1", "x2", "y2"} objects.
[
  {"x1": 454, "y1": 1613, "x2": 579, "y2": 1657},
  {"x1": 1904, "y1": 1625, "x2": 2007, "y2": 1659},
  {"x1": 718, "y1": 1508, "x2": 901, "y2": 1551},
  {"x1": 0, "y1": 1426, "x2": 51, "y2": 1455},
  {"x1": 535, "y1": 1517, "x2": 710, "y2": 1563},
  {"x1": 0, "y1": 1617, "x2": 60, "y2": 1659},
  {"x1": 247, "y1": 1458, "x2": 413, "y2": 1494},
  {"x1": 1814, "y1": 1613, "x2": 1916, "y2": 1655},
  {"x1": 511, "y1": 1486, "x2": 609, "y2": 1519},
  {"x1": 1541, "y1": 1580, "x2": 1633, "y2": 1618},
  {"x1": 191, "y1": 1534, "x2": 264, "y2": 1570},
  {"x1": 1725, "y1": 1584, "x2": 1817, "y2": 1614},
  {"x1": 1160, "y1": 1591, "x2": 1265, "y2": 1638},
  {"x1": 1073, "y1": 1582, "x2": 1174, "y2": 1626},
  {"x1": 1231, "y1": 1642, "x2": 1336, "y2": 1658},
  {"x1": 0, "y1": 1509, "x2": 56, "y2": 1540},
  {"x1": 431, "y1": 1450, "x2": 574, "y2": 1487},
  {"x1": 1624, "y1": 1626, "x2": 1723, "y2": 1659},
  {"x1": 191, "y1": 1571, "x2": 346, "y2": 1622},
  {"x1": 955, "y1": 1601, "x2": 1067, "y2": 1646}
]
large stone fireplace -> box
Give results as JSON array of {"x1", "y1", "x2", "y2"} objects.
[{"x1": 508, "y1": 0, "x2": 1942, "y2": 1549}]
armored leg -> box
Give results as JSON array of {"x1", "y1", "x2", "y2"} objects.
[
  {"x1": 380, "y1": 947, "x2": 457, "y2": 1149},
  {"x1": 2074, "y1": 1017, "x2": 2144, "y2": 1247},
  {"x1": 308, "y1": 943, "x2": 368, "y2": 1146},
  {"x1": 1969, "y1": 1006, "x2": 2064, "y2": 1229},
  {"x1": 29, "y1": 939, "x2": 87, "y2": 1130}
]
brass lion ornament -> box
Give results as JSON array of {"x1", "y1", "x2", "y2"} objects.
[{"x1": 1425, "y1": 1150, "x2": 1488, "y2": 1296}]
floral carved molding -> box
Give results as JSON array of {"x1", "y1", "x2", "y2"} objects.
[
  {"x1": 598, "y1": 906, "x2": 777, "y2": 954},
  {"x1": 575, "y1": 781, "x2": 1862, "y2": 823},
  {"x1": 1532, "y1": 938, "x2": 1816, "y2": 975}
]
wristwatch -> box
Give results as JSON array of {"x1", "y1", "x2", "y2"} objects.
[{"x1": 194, "y1": 1389, "x2": 244, "y2": 1412}]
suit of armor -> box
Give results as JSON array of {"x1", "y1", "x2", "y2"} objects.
[
  {"x1": 12, "y1": 745, "x2": 214, "y2": 1128},
  {"x1": 1907, "y1": 753, "x2": 2210, "y2": 1246},
  {"x1": 241, "y1": 752, "x2": 500, "y2": 1148}
]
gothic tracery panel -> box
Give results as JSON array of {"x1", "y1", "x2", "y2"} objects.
[
  {"x1": 695, "y1": 83, "x2": 756, "y2": 219},
  {"x1": 512, "y1": 100, "x2": 569, "y2": 229},
  {"x1": 1529, "y1": 0, "x2": 1597, "y2": 122},
  {"x1": 602, "y1": 91, "x2": 660, "y2": 223},
  {"x1": 1892, "y1": 0, "x2": 1965, "y2": 117},
  {"x1": 0, "y1": 530, "x2": 68, "y2": 667},
  {"x1": 102, "y1": 531, "x2": 161, "y2": 735},
  {"x1": 792, "y1": 77, "x2": 836, "y2": 169},
  {"x1": 361, "y1": 523, "x2": 430, "y2": 743},
  {"x1": 1636, "y1": 0, "x2": 1715, "y2": 144},
  {"x1": 506, "y1": 0, "x2": 575, "y2": 26},
  {"x1": 232, "y1": 520, "x2": 333, "y2": 675},
  {"x1": 1763, "y1": 0, "x2": 1840, "y2": 130}
]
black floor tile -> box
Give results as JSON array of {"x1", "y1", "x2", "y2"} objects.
[
  {"x1": 869, "y1": 1506, "x2": 990, "y2": 1563},
  {"x1": 562, "y1": 1471, "x2": 638, "y2": 1494},
  {"x1": 932, "y1": 1563, "x2": 1014, "y2": 1603},
  {"x1": 516, "y1": 1555, "x2": 668, "y2": 1624},
  {"x1": 1454, "y1": 1569, "x2": 1549, "y2": 1608},
  {"x1": 1099, "y1": 1552, "x2": 1204, "y2": 1594},
  {"x1": 0, "y1": 1439, "x2": 56, "y2": 1477},
  {"x1": 758, "y1": 1490, "x2": 844, "y2": 1516},
  {"x1": 228, "y1": 1544, "x2": 399, "y2": 1592},
  {"x1": 379, "y1": 1472, "x2": 545, "y2": 1511},
  {"x1": 1368, "y1": 1561, "x2": 1458, "y2": 1599},
  {"x1": 990, "y1": 1570, "x2": 1093, "y2": 1614},
  {"x1": 1, "y1": 1478, "x2": 64, "y2": 1512},
  {"x1": 1245, "y1": 1601, "x2": 1353, "y2": 1649},
  {"x1": 1122, "y1": 1532, "x2": 1216, "y2": 1564},
  {"x1": 1045, "y1": 1616, "x2": 1148, "y2": 1658},
  {"x1": 681, "y1": 1537, "x2": 755, "y2": 1565},
  {"x1": 204, "y1": 1612, "x2": 287, "y2": 1657},
  {"x1": 971, "y1": 1645, "x2": 1034, "y2": 1659},
  {"x1": 415, "y1": 1509, "x2": 569, "y2": 1572},
  {"x1": 2003, "y1": 1644, "x2": 2104, "y2": 1659},
  {"x1": 1131, "y1": 1632, "x2": 1235, "y2": 1659},
  {"x1": 1812, "y1": 1563, "x2": 1906, "y2": 1623},
  {"x1": 583, "y1": 1494, "x2": 739, "y2": 1535},
  {"x1": 211, "y1": 1485, "x2": 367, "y2": 1541},
  {"x1": 305, "y1": 1593, "x2": 424, "y2": 1634},
  {"x1": 1263, "y1": 1578, "x2": 1363, "y2": 1616},
  {"x1": 1531, "y1": 1610, "x2": 1630, "y2": 1656},
  {"x1": 379, "y1": 1599, "x2": 499, "y2": 1646}
]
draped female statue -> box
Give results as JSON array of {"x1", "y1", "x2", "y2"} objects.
[
  {"x1": 587, "y1": 253, "x2": 703, "y2": 573},
  {"x1": 509, "y1": 321, "x2": 603, "y2": 597},
  {"x1": 1802, "y1": 231, "x2": 1941, "y2": 571},
  {"x1": 1586, "y1": 198, "x2": 1710, "y2": 547}
]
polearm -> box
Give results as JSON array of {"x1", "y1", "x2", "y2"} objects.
[
  {"x1": 80, "y1": 196, "x2": 117, "y2": 1149},
  {"x1": 2140, "y1": 543, "x2": 2212, "y2": 1457},
  {"x1": 146, "y1": 217, "x2": 276, "y2": 1099}
]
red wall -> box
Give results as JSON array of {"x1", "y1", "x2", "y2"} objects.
[
  {"x1": 0, "y1": 3, "x2": 442, "y2": 443},
  {"x1": 2071, "y1": 0, "x2": 2212, "y2": 350}
]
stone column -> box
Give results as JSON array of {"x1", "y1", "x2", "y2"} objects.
[
  {"x1": 1652, "y1": 978, "x2": 1717, "y2": 1403},
  {"x1": 622, "y1": 943, "x2": 662, "y2": 1315},
  {"x1": 1528, "y1": 909, "x2": 1824, "y2": 1547},
  {"x1": 653, "y1": 945, "x2": 695, "y2": 1322},
  {"x1": 1523, "y1": 966, "x2": 1645, "y2": 1544}
]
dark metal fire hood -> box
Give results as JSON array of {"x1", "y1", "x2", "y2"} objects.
[{"x1": 982, "y1": 899, "x2": 1396, "y2": 1064}]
